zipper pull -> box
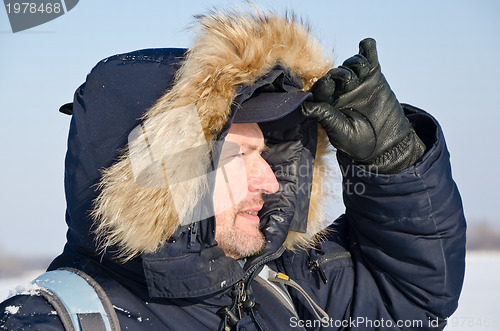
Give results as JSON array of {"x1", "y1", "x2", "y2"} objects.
[
  {"x1": 217, "y1": 306, "x2": 239, "y2": 327},
  {"x1": 187, "y1": 222, "x2": 198, "y2": 249},
  {"x1": 242, "y1": 289, "x2": 260, "y2": 311},
  {"x1": 308, "y1": 260, "x2": 328, "y2": 284},
  {"x1": 236, "y1": 281, "x2": 246, "y2": 319}
]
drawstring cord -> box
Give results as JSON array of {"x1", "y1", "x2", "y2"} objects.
[
  {"x1": 218, "y1": 266, "x2": 330, "y2": 330},
  {"x1": 266, "y1": 269, "x2": 330, "y2": 323}
]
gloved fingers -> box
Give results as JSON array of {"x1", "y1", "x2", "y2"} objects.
[
  {"x1": 301, "y1": 101, "x2": 342, "y2": 123},
  {"x1": 301, "y1": 101, "x2": 374, "y2": 159},
  {"x1": 358, "y1": 38, "x2": 378, "y2": 69},
  {"x1": 328, "y1": 67, "x2": 359, "y2": 96},
  {"x1": 301, "y1": 101, "x2": 351, "y2": 144},
  {"x1": 342, "y1": 54, "x2": 370, "y2": 80},
  {"x1": 310, "y1": 39, "x2": 377, "y2": 104},
  {"x1": 310, "y1": 73, "x2": 336, "y2": 104}
]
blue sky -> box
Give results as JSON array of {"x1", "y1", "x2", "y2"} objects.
[{"x1": 1, "y1": 0, "x2": 499, "y2": 256}]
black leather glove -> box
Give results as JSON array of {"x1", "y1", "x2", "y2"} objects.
[{"x1": 302, "y1": 38, "x2": 426, "y2": 174}]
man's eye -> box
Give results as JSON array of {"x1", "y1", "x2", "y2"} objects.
[{"x1": 220, "y1": 153, "x2": 243, "y2": 165}]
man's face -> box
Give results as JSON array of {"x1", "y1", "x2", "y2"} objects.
[{"x1": 213, "y1": 123, "x2": 279, "y2": 260}]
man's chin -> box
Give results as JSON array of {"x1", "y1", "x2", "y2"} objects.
[
  {"x1": 234, "y1": 229, "x2": 265, "y2": 258},
  {"x1": 215, "y1": 209, "x2": 266, "y2": 259}
]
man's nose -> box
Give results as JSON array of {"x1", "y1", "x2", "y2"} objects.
[{"x1": 248, "y1": 156, "x2": 279, "y2": 194}]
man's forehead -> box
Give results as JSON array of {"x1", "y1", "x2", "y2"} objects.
[{"x1": 225, "y1": 123, "x2": 265, "y2": 147}]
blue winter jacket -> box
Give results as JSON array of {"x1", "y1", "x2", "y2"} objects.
[{"x1": 0, "y1": 13, "x2": 466, "y2": 331}]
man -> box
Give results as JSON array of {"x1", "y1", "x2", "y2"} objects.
[
  {"x1": 213, "y1": 123, "x2": 279, "y2": 260},
  {"x1": 1, "y1": 9, "x2": 465, "y2": 330}
]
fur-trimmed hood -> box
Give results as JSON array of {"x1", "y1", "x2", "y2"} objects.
[{"x1": 53, "y1": 9, "x2": 334, "y2": 299}]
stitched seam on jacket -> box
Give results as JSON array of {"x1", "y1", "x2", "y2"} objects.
[{"x1": 415, "y1": 167, "x2": 448, "y2": 308}]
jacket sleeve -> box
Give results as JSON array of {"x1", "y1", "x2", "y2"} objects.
[
  {"x1": 277, "y1": 105, "x2": 466, "y2": 330},
  {"x1": 0, "y1": 294, "x2": 65, "y2": 330},
  {"x1": 336, "y1": 104, "x2": 466, "y2": 327}
]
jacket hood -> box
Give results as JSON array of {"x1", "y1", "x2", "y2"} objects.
[{"x1": 56, "y1": 9, "x2": 334, "y2": 298}]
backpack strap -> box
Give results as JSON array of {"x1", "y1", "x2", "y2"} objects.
[{"x1": 32, "y1": 267, "x2": 120, "y2": 331}]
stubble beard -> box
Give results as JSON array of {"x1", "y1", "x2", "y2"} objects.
[{"x1": 215, "y1": 199, "x2": 266, "y2": 260}]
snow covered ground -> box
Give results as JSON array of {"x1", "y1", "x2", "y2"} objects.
[
  {"x1": 1, "y1": 252, "x2": 499, "y2": 330},
  {"x1": 446, "y1": 251, "x2": 500, "y2": 330}
]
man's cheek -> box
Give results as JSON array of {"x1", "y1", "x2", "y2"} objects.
[{"x1": 213, "y1": 156, "x2": 248, "y2": 215}]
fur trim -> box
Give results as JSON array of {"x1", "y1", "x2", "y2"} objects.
[{"x1": 92, "y1": 9, "x2": 334, "y2": 260}]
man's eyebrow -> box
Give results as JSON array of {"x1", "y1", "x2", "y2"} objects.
[{"x1": 242, "y1": 143, "x2": 270, "y2": 153}]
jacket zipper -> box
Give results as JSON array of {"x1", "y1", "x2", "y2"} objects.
[
  {"x1": 244, "y1": 245, "x2": 286, "y2": 282},
  {"x1": 308, "y1": 250, "x2": 351, "y2": 284},
  {"x1": 229, "y1": 245, "x2": 286, "y2": 331}
]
